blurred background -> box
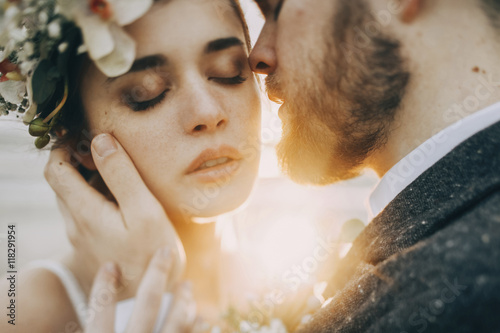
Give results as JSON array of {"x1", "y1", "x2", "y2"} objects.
[{"x1": 0, "y1": 0, "x2": 378, "y2": 283}]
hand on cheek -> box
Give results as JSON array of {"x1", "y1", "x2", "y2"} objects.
[{"x1": 44, "y1": 133, "x2": 186, "y2": 299}]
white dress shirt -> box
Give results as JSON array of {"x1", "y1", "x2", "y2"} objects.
[{"x1": 368, "y1": 101, "x2": 500, "y2": 220}]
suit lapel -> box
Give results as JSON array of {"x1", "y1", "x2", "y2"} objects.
[{"x1": 325, "y1": 120, "x2": 500, "y2": 298}]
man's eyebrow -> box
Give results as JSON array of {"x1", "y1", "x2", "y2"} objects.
[
  {"x1": 254, "y1": 0, "x2": 271, "y2": 16},
  {"x1": 205, "y1": 37, "x2": 244, "y2": 54},
  {"x1": 105, "y1": 54, "x2": 167, "y2": 84}
]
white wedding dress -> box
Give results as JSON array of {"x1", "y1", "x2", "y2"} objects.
[{"x1": 24, "y1": 260, "x2": 173, "y2": 332}]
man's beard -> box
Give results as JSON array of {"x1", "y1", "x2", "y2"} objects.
[{"x1": 271, "y1": 0, "x2": 410, "y2": 185}]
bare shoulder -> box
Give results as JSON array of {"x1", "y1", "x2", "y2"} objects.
[{"x1": 0, "y1": 266, "x2": 81, "y2": 332}]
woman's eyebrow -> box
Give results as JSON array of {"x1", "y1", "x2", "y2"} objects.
[
  {"x1": 205, "y1": 37, "x2": 244, "y2": 54},
  {"x1": 105, "y1": 54, "x2": 167, "y2": 84}
]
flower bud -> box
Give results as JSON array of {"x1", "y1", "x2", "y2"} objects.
[
  {"x1": 35, "y1": 134, "x2": 50, "y2": 149},
  {"x1": 5, "y1": 71, "x2": 23, "y2": 81},
  {"x1": 29, "y1": 117, "x2": 49, "y2": 137}
]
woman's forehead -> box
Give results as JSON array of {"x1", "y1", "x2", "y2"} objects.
[
  {"x1": 126, "y1": 0, "x2": 244, "y2": 55},
  {"x1": 150, "y1": 0, "x2": 240, "y2": 22}
]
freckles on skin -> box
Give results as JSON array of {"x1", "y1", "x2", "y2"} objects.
[{"x1": 76, "y1": 0, "x2": 262, "y2": 220}]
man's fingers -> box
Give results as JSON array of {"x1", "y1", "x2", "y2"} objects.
[
  {"x1": 125, "y1": 247, "x2": 173, "y2": 333},
  {"x1": 161, "y1": 281, "x2": 197, "y2": 333},
  {"x1": 45, "y1": 147, "x2": 115, "y2": 227},
  {"x1": 85, "y1": 262, "x2": 121, "y2": 333},
  {"x1": 91, "y1": 133, "x2": 163, "y2": 223}
]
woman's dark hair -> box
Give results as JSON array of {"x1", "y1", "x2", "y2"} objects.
[
  {"x1": 481, "y1": 0, "x2": 500, "y2": 29},
  {"x1": 48, "y1": 0, "x2": 253, "y2": 180}
]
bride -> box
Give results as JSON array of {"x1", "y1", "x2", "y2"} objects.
[{"x1": 0, "y1": 0, "x2": 288, "y2": 332}]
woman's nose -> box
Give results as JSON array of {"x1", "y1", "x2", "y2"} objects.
[
  {"x1": 249, "y1": 23, "x2": 277, "y2": 75},
  {"x1": 183, "y1": 95, "x2": 228, "y2": 135}
]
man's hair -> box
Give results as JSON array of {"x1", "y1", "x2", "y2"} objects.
[{"x1": 481, "y1": 0, "x2": 500, "y2": 29}]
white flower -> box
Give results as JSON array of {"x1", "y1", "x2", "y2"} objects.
[
  {"x1": 9, "y1": 27, "x2": 26, "y2": 42},
  {"x1": 18, "y1": 60, "x2": 37, "y2": 76},
  {"x1": 38, "y1": 10, "x2": 49, "y2": 24},
  {"x1": 77, "y1": 44, "x2": 88, "y2": 55},
  {"x1": 58, "y1": 42, "x2": 69, "y2": 53},
  {"x1": 5, "y1": 5, "x2": 20, "y2": 20},
  {"x1": 17, "y1": 41, "x2": 35, "y2": 63},
  {"x1": 240, "y1": 319, "x2": 288, "y2": 333},
  {"x1": 47, "y1": 20, "x2": 61, "y2": 38},
  {"x1": 269, "y1": 319, "x2": 288, "y2": 333},
  {"x1": 0, "y1": 6, "x2": 22, "y2": 62},
  {"x1": 58, "y1": 0, "x2": 153, "y2": 77},
  {"x1": 210, "y1": 327, "x2": 222, "y2": 333},
  {"x1": 22, "y1": 75, "x2": 37, "y2": 125},
  {"x1": 0, "y1": 80, "x2": 26, "y2": 104},
  {"x1": 23, "y1": 41, "x2": 35, "y2": 57}
]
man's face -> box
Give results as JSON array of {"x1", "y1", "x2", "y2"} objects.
[{"x1": 250, "y1": 0, "x2": 410, "y2": 184}]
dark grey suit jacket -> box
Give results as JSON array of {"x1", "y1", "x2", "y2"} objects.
[{"x1": 298, "y1": 121, "x2": 500, "y2": 332}]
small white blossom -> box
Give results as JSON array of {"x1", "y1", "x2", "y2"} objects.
[
  {"x1": 23, "y1": 41, "x2": 35, "y2": 57},
  {"x1": 300, "y1": 314, "x2": 312, "y2": 325},
  {"x1": 58, "y1": 42, "x2": 69, "y2": 53},
  {"x1": 9, "y1": 27, "x2": 26, "y2": 42},
  {"x1": 77, "y1": 44, "x2": 87, "y2": 55},
  {"x1": 211, "y1": 326, "x2": 222, "y2": 333},
  {"x1": 22, "y1": 7, "x2": 36, "y2": 15},
  {"x1": 19, "y1": 60, "x2": 37, "y2": 76},
  {"x1": 0, "y1": 80, "x2": 26, "y2": 104},
  {"x1": 47, "y1": 20, "x2": 61, "y2": 38},
  {"x1": 38, "y1": 10, "x2": 48, "y2": 24},
  {"x1": 5, "y1": 5, "x2": 20, "y2": 20},
  {"x1": 240, "y1": 319, "x2": 288, "y2": 333}
]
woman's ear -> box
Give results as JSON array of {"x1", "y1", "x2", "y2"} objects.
[
  {"x1": 78, "y1": 150, "x2": 97, "y2": 171},
  {"x1": 56, "y1": 128, "x2": 98, "y2": 171},
  {"x1": 401, "y1": 0, "x2": 425, "y2": 23}
]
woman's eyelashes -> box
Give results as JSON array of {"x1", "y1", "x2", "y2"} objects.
[
  {"x1": 123, "y1": 88, "x2": 169, "y2": 112},
  {"x1": 210, "y1": 73, "x2": 247, "y2": 85},
  {"x1": 121, "y1": 71, "x2": 247, "y2": 112}
]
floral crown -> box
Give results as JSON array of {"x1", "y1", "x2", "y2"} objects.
[{"x1": 0, "y1": 0, "x2": 153, "y2": 148}]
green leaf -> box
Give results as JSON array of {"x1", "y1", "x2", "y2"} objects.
[
  {"x1": 57, "y1": 24, "x2": 81, "y2": 75},
  {"x1": 47, "y1": 66, "x2": 61, "y2": 81},
  {"x1": 32, "y1": 60, "x2": 58, "y2": 105}
]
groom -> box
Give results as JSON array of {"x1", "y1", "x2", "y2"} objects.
[{"x1": 248, "y1": 0, "x2": 500, "y2": 332}]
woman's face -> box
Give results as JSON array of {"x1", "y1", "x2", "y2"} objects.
[{"x1": 80, "y1": 0, "x2": 261, "y2": 221}]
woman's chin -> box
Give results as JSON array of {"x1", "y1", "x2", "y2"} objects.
[
  {"x1": 189, "y1": 191, "x2": 252, "y2": 222},
  {"x1": 178, "y1": 176, "x2": 256, "y2": 223}
]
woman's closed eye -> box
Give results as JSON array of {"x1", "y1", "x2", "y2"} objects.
[
  {"x1": 123, "y1": 88, "x2": 169, "y2": 112},
  {"x1": 210, "y1": 73, "x2": 247, "y2": 85}
]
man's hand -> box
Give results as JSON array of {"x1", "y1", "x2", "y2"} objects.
[
  {"x1": 86, "y1": 248, "x2": 200, "y2": 333},
  {"x1": 44, "y1": 133, "x2": 185, "y2": 298}
]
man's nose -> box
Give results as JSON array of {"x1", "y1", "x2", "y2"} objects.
[{"x1": 249, "y1": 23, "x2": 277, "y2": 75}]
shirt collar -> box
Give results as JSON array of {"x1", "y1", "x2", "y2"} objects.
[{"x1": 367, "y1": 101, "x2": 500, "y2": 220}]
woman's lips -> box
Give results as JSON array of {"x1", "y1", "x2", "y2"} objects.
[{"x1": 186, "y1": 145, "x2": 243, "y2": 183}]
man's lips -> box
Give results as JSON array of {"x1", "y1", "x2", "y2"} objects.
[
  {"x1": 186, "y1": 145, "x2": 243, "y2": 174},
  {"x1": 267, "y1": 91, "x2": 284, "y2": 105}
]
